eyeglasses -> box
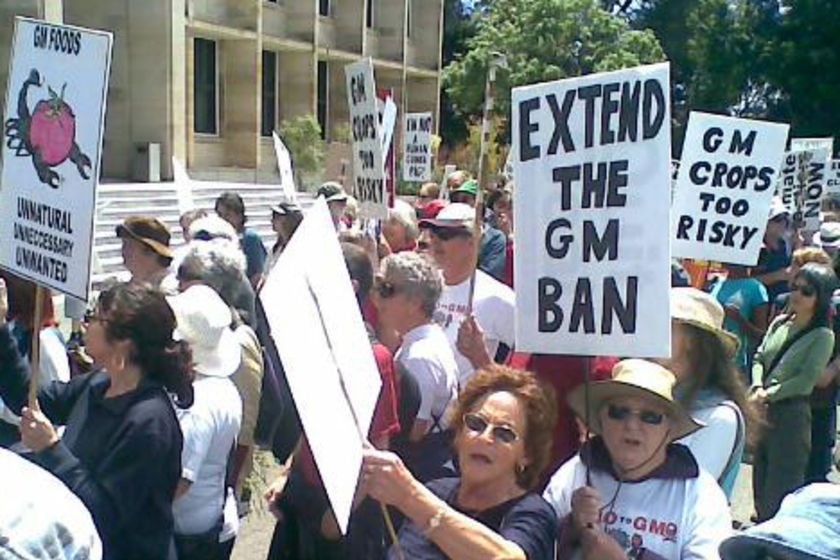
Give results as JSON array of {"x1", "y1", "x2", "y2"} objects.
[
  {"x1": 606, "y1": 405, "x2": 665, "y2": 426},
  {"x1": 429, "y1": 227, "x2": 471, "y2": 242},
  {"x1": 463, "y1": 412, "x2": 520, "y2": 444},
  {"x1": 791, "y1": 282, "x2": 816, "y2": 297},
  {"x1": 83, "y1": 309, "x2": 108, "y2": 325},
  {"x1": 374, "y1": 278, "x2": 399, "y2": 299}
]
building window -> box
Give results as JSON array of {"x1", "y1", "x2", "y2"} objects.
[
  {"x1": 319, "y1": 0, "x2": 330, "y2": 16},
  {"x1": 194, "y1": 38, "x2": 218, "y2": 134},
  {"x1": 317, "y1": 61, "x2": 328, "y2": 140},
  {"x1": 261, "y1": 51, "x2": 277, "y2": 137},
  {"x1": 366, "y1": 0, "x2": 374, "y2": 28},
  {"x1": 406, "y1": 0, "x2": 412, "y2": 38}
]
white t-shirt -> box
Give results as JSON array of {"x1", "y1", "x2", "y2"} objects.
[
  {"x1": 173, "y1": 375, "x2": 243, "y2": 536},
  {"x1": 679, "y1": 402, "x2": 740, "y2": 483},
  {"x1": 396, "y1": 323, "x2": 459, "y2": 429},
  {"x1": 434, "y1": 270, "x2": 515, "y2": 386},
  {"x1": 0, "y1": 448, "x2": 102, "y2": 559},
  {"x1": 544, "y1": 452, "x2": 732, "y2": 560}
]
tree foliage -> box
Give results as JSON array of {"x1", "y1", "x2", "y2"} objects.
[
  {"x1": 442, "y1": 0, "x2": 665, "y2": 126},
  {"x1": 278, "y1": 114, "x2": 325, "y2": 191}
]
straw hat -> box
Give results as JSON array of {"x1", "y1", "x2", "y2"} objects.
[
  {"x1": 568, "y1": 359, "x2": 703, "y2": 440},
  {"x1": 671, "y1": 287, "x2": 739, "y2": 357},
  {"x1": 168, "y1": 285, "x2": 240, "y2": 377},
  {"x1": 116, "y1": 216, "x2": 172, "y2": 258}
]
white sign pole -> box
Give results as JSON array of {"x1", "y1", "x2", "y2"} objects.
[
  {"x1": 345, "y1": 59, "x2": 386, "y2": 219},
  {"x1": 0, "y1": 18, "x2": 112, "y2": 303},
  {"x1": 512, "y1": 63, "x2": 672, "y2": 358},
  {"x1": 402, "y1": 112, "x2": 432, "y2": 182},
  {"x1": 171, "y1": 156, "x2": 195, "y2": 215},
  {"x1": 272, "y1": 131, "x2": 297, "y2": 203},
  {"x1": 671, "y1": 112, "x2": 789, "y2": 265}
]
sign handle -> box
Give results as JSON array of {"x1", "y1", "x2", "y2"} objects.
[{"x1": 28, "y1": 286, "x2": 45, "y2": 408}]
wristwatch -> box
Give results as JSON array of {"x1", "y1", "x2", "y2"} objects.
[{"x1": 422, "y1": 508, "x2": 446, "y2": 537}]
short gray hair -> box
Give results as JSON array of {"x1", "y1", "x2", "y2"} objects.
[
  {"x1": 381, "y1": 252, "x2": 442, "y2": 317},
  {"x1": 177, "y1": 241, "x2": 246, "y2": 307},
  {"x1": 386, "y1": 199, "x2": 419, "y2": 241}
]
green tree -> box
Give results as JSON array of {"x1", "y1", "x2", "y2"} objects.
[
  {"x1": 278, "y1": 114, "x2": 325, "y2": 191},
  {"x1": 442, "y1": 0, "x2": 665, "y2": 129}
]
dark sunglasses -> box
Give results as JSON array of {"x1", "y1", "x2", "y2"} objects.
[
  {"x1": 463, "y1": 413, "x2": 519, "y2": 444},
  {"x1": 606, "y1": 404, "x2": 665, "y2": 426},
  {"x1": 791, "y1": 282, "x2": 816, "y2": 297},
  {"x1": 374, "y1": 278, "x2": 399, "y2": 299},
  {"x1": 430, "y1": 227, "x2": 471, "y2": 241}
]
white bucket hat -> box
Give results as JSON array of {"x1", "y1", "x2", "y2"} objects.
[{"x1": 169, "y1": 285, "x2": 241, "y2": 377}]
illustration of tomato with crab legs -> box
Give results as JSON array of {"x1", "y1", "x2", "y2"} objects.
[{"x1": 4, "y1": 68, "x2": 92, "y2": 188}]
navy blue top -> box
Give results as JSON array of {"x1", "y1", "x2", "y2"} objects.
[
  {"x1": 756, "y1": 238, "x2": 791, "y2": 302},
  {"x1": 0, "y1": 325, "x2": 183, "y2": 560},
  {"x1": 479, "y1": 227, "x2": 507, "y2": 282},
  {"x1": 388, "y1": 477, "x2": 557, "y2": 560}
]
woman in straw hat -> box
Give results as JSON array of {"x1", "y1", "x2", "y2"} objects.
[
  {"x1": 544, "y1": 359, "x2": 732, "y2": 560},
  {"x1": 750, "y1": 262, "x2": 836, "y2": 522},
  {"x1": 659, "y1": 287, "x2": 760, "y2": 499}
]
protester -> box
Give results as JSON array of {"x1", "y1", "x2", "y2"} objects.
[
  {"x1": 415, "y1": 181, "x2": 441, "y2": 209},
  {"x1": 215, "y1": 192, "x2": 267, "y2": 288},
  {"x1": 709, "y1": 263, "x2": 769, "y2": 377},
  {"x1": 264, "y1": 242, "x2": 401, "y2": 560},
  {"x1": 490, "y1": 187, "x2": 514, "y2": 288},
  {"x1": 382, "y1": 198, "x2": 420, "y2": 253},
  {"x1": 754, "y1": 198, "x2": 793, "y2": 303},
  {"x1": 544, "y1": 359, "x2": 732, "y2": 559},
  {"x1": 362, "y1": 365, "x2": 558, "y2": 560},
  {"x1": 265, "y1": 200, "x2": 304, "y2": 275},
  {"x1": 750, "y1": 262, "x2": 836, "y2": 521},
  {"x1": 812, "y1": 220, "x2": 840, "y2": 262},
  {"x1": 374, "y1": 251, "x2": 459, "y2": 481},
  {"x1": 317, "y1": 181, "x2": 349, "y2": 230},
  {"x1": 0, "y1": 447, "x2": 102, "y2": 560},
  {"x1": 169, "y1": 285, "x2": 243, "y2": 560},
  {"x1": 662, "y1": 288, "x2": 757, "y2": 498},
  {"x1": 419, "y1": 203, "x2": 515, "y2": 386},
  {"x1": 116, "y1": 215, "x2": 178, "y2": 293},
  {"x1": 180, "y1": 208, "x2": 209, "y2": 243},
  {"x1": 719, "y1": 483, "x2": 840, "y2": 560},
  {"x1": 770, "y1": 246, "x2": 832, "y2": 317},
  {"x1": 445, "y1": 178, "x2": 507, "y2": 281},
  {"x1": 0, "y1": 282, "x2": 192, "y2": 560}
]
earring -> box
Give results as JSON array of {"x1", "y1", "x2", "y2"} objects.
[
  {"x1": 113, "y1": 354, "x2": 126, "y2": 373},
  {"x1": 515, "y1": 464, "x2": 525, "y2": 476}
]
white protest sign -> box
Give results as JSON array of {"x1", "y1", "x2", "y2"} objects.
[
  {"x1": 671, "y1": 112, "x2": 789, "y2": 265},
  {"x1": 828, "y1": 160, "x2": 840, "y2": 197},
  {"x1": 791, "y1": 137, "x2": 833, "y2": 159},
  {"x1": 778, "y1": 148, "x2": 830, "y2": 231},
  {"x1": 512, "y1": 63, "x2": 672, "y2": 357},
  {"x1": 259, "y1": 198, "x2": 382, "y2": 534},
  {"x1": 345, "y1": 59, "x2": 386, "y2": 219},
  {"x1": 171, "y1": 156, "x2": 195, "y2": 214},
  {"x1": 380, "y1": 96, "x2": 397, "y2": 156},
  {"x1": 441, "y1": 163, "x2": 457, "y2": 200},
  {"x1": 403, "y1": 112, "x2": 432, "y2": 182},
  {"x1": 0, "y1": 18, "x2": 112, "y2": 301},
  {"x1": 272, "y1": 131, "x2": 297, "y2": 203}
]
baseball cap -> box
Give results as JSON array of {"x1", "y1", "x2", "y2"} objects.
[
  {"x1": 451, "y1": 179, "x2": 478, "y2": 197},
  {"x1": 271, "y1": 201, "x2": 303, "y2": 216},
  {"x1": 317, "y1": 181, "x2": 348, "y2": 203},
  {"x1": 417, "y1": 199, "x2": 447, "y2": 220},
  {"x1": 418, "y1": 202, "x2": 475, "y2": 230},
  {"x1": 116, "y1": 216, "x2": 172, "y2": 258}
]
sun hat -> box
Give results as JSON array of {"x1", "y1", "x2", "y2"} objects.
[
  {"x1": 719, "y1": 483, "x2": 840, "y2": 560},
  {"x1": 116, "y1": 216, "x2": 172, "y2": 259},
  {"x1": 316, "y1": 181, "x2": 348, "y2": 203},
  {"x1": 451, "y1": 179, "x2": 478, "y2": 197},
  {"x1": 568, "y1": 359, "x2": 703, "y2": 440},
  {"x1": 670, "y1": 287, "x2": 739, "y2": 357},
  {"x1": 768, "y1": 196, "x2": 791, "y2": 220},
  {"x1": 812, "y1": 221, "x2": 840, "y2": 250},
  {"x1": 418, "y1": 202, "x2": 475, "y2": 230},
  {"x1": 168, "y1": 285, "x2": 240, "y2": 377}
]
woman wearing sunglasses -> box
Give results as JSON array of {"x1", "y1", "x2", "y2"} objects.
[
  {"x1": 544, "y1": 359, "x2": 732, "y2": 560},
  {"x1": 362, "y1": 366, "x2": 558, "y2": 560},
  {"x1": 0, "y1": 282, "x2": 193, "y2": 560},
  {"x1": 750, "y1": 262, "x2": 836, "y2": 521}
]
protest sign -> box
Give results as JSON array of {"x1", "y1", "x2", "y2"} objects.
[
  {"x1": 441, "y1": 163, "x2": 457, "y2": 200},
  {"x1": 272, "y1": 131, "x2": 297, "y2": 202},
  {"x1": 171, "y1": 156, "x2": 195, "y2": 214},
  {"x1": 345, "y1": 59, "x2": 386, "y2": 218},
  {"x1": 512, "y1": 63, "x2": 672, "y2": 357},
  {"x1": 0, "y1": 18, "x2": 112, "y2": 302},
  {"x1": 791, "y1": 137, "x2": 834, "y2": 158},
  {"x1": 378, "y1": 89, "x2": 397, "y2": 208},
  {"x1": 259, "y1": 198, "x2": 382, "y2": 534},
  {"x1": 671, "y1": 112, "x2": 789, "y2": 265},
  {"x1": 828, "y1": 160, "x2": 840, "y2": 197},
  {"x1": 403, "y1": 112, "x2": 433, "y2": 182},
  {"x1": 777, "y1": 148, "x2": 830, "y2": 231}
]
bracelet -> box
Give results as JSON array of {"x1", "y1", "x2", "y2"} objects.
[{"x1": 422, "y1": 508, "x2": 446, "y2": 537}]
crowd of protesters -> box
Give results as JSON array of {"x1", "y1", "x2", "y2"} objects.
[{"x1": 2, "y1": 167, "x2": 840, "y2": 560}]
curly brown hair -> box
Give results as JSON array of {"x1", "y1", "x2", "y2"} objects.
[{"x1": 448, "y1": 365, "x2": 557, "y2": 490}]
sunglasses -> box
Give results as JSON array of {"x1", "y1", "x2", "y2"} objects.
[
  {"x1": 374, "y1": 278, "x2": 399, "y2": 299},
  {"x1": 430, "y1": 227, "x2": 471, "y2": 241},
  {"x1": 791, "y1": 282, "x2": 816, "y2": 297},
  {"x1": 606, "y1": 404, "x2": 665, "y2": 426},
  {"x1": 83, "y1": 310, "x2": 108, "y2": 325},
  {"x1": 463, "y1": 413, "x2": 519, "y2": 444}
]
